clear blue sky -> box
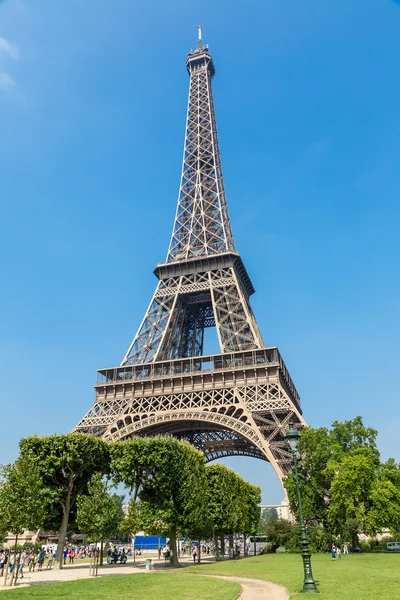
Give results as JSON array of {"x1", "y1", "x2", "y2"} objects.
[{"x1": 1, "y1": 0, "x2": 399, "y2": 504}]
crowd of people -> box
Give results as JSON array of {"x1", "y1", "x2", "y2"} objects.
[
  {"x1": 0, "y1": 543, "x2": 112, "y2": 579},
  {"x1": 106, "y1": 545, "x2": 130, "y2": 564},
  {"x1": 0, "y1": 537, "x2": 357, "y2": 581},
  {"x1": 0, "y1": 547, "x2": 56, "y2": 579}
]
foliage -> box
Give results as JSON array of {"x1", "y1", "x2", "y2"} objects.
[
  {"x1": 284, "y1": 416, "x2": 400, "y2": 544},
  {"x1": 238, "y1": 479, "x2": 262, "y2": 538},
  {"x1": 205, "y1": 464, "x2": 261, "y2": 539},
  {"x1": 205, "y1": 464, "x2": 235, "y2": 539},
  {"x1": 111, "y1": 437, "x2": 260, "y2": 564},
  {"x1": 306, "y1": 523, "x2": 333, "y2": 553},
  {"x1": 20, "y1": 433, "x2": 110, "y2": 568},
  {"x1": 0, "y1": 520, "x2": 7, "y2": 544},
  {"x1": 258, "y1": 515, "x2": 300, "y2": 553},
  {"x1": 0, "y1": 457, "x2": 47, "y2": 537},
  {"x1": 120, "y1": 499, "x2": 142, "y2": 538},
  {"x1": 110, "y1": 436, "x2": 208, "y2": 567},
  {"x1": 76, "y1": 474, "x2": 124, "y2": 544}
]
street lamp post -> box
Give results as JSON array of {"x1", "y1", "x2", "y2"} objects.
[{"x1": 285, "y1": 424, "x2": 319, "y2": 594}]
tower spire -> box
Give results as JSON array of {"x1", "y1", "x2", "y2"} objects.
[
  {"x1": 167, "y1": 27, "x2": 233, "y2": 263},
  {"x1": 197, "y1": 25, "x2": 203, "y2": 49}
]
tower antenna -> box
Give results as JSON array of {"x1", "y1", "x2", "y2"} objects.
[{"x1": 197, "y1": 25, "x2": 203, "y2": 49}]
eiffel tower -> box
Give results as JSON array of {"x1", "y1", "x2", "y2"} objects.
[{"x1": 74, "y1": 27, "x2": 306, "y2": 482}]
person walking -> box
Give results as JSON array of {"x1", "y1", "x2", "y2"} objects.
[
  {"x1": 331, "y1": 545, "x2": 336, "y2": 560},
  {"x1": 192, "y1": 545, "x2": 197, "y2": 563},
  {"x1": 28, "y1": 551, "x2": 35, "y2": 572},
  {"x1": 0, "y1": 549, "x2": 7, "y2": 577},
  {"x1": 37, "y1": 549, "x2": 46, "y2": 571},
  {"x1": 46, "y1": 552, "x2": 54, "y2": 570},
  {"x1": 18, "y1": 551, "x2": 27, "y2": 578},
  {"x1": 9, "y1": 552, "x2": 16, "y2": 575},
  {"x1": 336, "y1": 546, "x2": 342, "y2": 560},
  {"x1": 343, "y1": 543, "x2": 349, "y2": 555}
]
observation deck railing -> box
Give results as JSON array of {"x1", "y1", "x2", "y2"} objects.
[{"x1": 96, "y1": 347, "x2": 300, "y2": 406}]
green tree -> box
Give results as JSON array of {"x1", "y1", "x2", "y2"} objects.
[
  {"x1": 111, "y1": 436, "x2": 207, "y2": 568},
  {"x1": 285, "y1": 417, "x2": 379, "y2": 526},
  {"x1": 205, "y1": 464, "x2": 236, "y2": 558},
  {"x1": 20, "y1": 433, "x2": 110, "y2": 569},
  {"x1": 0, "y1": 457, "x2": 47, "y2": 586},
  {"x1": 260, "y1": 515, "x2": 296, "y2": 552},
  {"x1": 326, "y1": 452, "x2": 375, "y2": 546},
  {"x1": 204, "y1": 464, "x2": 260, "y2": 559},
  {"x1": 236, "y1": 480, "x2": 261, "y2": 557},
  {"x1": 76, "y1": 474, "x2": 123, "y2": 576},
  {"x1": 285, "y1": 417, "x2": 400, "y2": 545}
]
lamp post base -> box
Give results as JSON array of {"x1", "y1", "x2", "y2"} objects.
[
  {"x1": 302, "y1": 551, "x2": 319, "y2": 593},
  {"x1": 302, "y1": 582, "x2": 320, "y2": 593}
]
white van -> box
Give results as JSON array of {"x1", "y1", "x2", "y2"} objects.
[{"x1": 386, "y1": 542, "x2": 400, "y2": 551}]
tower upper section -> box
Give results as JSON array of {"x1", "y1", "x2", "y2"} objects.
[{"x1": 166, "y1": 28, "x2": 235, "y2": 263}]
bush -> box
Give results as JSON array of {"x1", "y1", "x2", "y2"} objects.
[{"x1": 307, "y1": 525, "x2": 333, "y2": 553}]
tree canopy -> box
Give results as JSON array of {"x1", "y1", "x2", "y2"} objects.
[
  {"x1": 284, "y1": 416, "x2": 400, "y2": 545},
  {"x1": 20, "y1": 433, "x2": 110, "y2": 568},
  {"x1": 205, "y1": 463, "x2": 261, "y2": 558},
  {"x1": 0, "y1": 457, "x2": 47, "y2": 538},
  {"x1": 110, "y1": 436, "x2": 208, "y2": 567}
]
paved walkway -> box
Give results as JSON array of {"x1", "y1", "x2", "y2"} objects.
[
  {"x1": 0, "y1": 559, "x2": 148, "y2": 590},
  {"x1": 0, "y1": 557, "x2": 290, "y2": 599},
  {"x1": 208, "y1": 575, "x2": 289, "y2": 600}
]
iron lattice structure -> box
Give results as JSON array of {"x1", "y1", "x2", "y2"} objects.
[{"x1": 75, "y1": 29, "x2": 306, "y2": 481}]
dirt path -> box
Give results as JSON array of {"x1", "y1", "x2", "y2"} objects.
[{"x1": 206, "y1": 575, "x2": 289, "y2": 600}]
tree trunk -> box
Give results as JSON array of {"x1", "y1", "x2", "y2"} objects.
[
  {"x1": 99, "y1": 540, "x2": 104, "y2": 566},
  {"x1": 133, "y1": 535, "x2": 136, "y2": 563},
  {"x1": 197, "y1": 540, "x2": 201, "y2": 564},
  {"x1": 89, "y1": 551, "x2": 93, "y2": 577},
  {"x1": 253, "y1": 537, "x2": 256, "y2": 557},
  {"x1": 220, "y1": 534, "x2": 225, "y2": 557},
  {"x1": 95, "y1": 547, "x2": 100, "y2": 577},
  {"x1": 158, "y1": 536, "x2": 161, "y2": 560},
  {"x1": 213, "y1": 531, "x2": 219, "y2": 561},
  {"x1": 56, "y1": 473, "x2": 74, "y2": 569},
  {"x1": 169, "y1": 525, "x2": 179, "y2": 568},
  {"x1": 243, "y1": 533, "x2": 248, "y2": 558}
]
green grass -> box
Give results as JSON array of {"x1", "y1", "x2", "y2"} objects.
[
  {"x1": 2, "y1": 554, "x2": 399, "y2": 599},
  {"x1": 187, "y1": 553, "x2": 400, "y2": 598},
  {"x1": 0, "y1": 572, "x2": 240, "y2": 599}
]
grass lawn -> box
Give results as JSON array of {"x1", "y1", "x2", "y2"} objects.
[
  {"x1": 0, "y1": 572, "x2": 240, "y2": 599},
  {"x1": 188, "y1": 552, "x2": 400, "y2": 599}
]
